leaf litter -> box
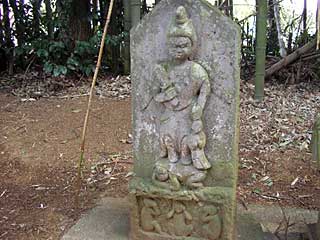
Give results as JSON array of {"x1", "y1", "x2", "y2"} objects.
[{"x1": 239, "y1": 81, "x2": 320, "y2": 208}]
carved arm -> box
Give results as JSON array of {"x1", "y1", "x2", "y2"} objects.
[{"x1": 184, "y1": 210, "x2": 193, "y2": 221}]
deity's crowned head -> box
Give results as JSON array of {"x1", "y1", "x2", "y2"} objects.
[{"x1": 167, "y1": 6, "x2": 197, "y2": 61}]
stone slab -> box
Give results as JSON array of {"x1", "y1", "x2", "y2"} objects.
[
  {"x1": 307, "y1": 223, "x2": 319, "y2": 240},
  {"x1": 62, "y1": 198, "x2": 318, "y2": 240},
  {"x1": 61, "y1": 198, "x2": 129, "y2": 240}
]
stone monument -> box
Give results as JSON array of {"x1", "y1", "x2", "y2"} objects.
[
  {"x1": 130, "y1": 1, "x2": 240, "y2": 239},
  {"x1": 317, "y1": 213, "x2": 320, "y2": 239},
  {"x1": 311, "y1": 115, "x2": 320, "y2": 170}
]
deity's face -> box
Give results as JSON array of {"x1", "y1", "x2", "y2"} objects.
[
  {"x1": 174, "y1": 202, "x2": 185, "y2": 213},
  {"x1": 155, "y1": 165, "x2": 169, "y2": 181},
  {"x1": 168, "y1": 37, "x2": 192, "y2": 61}
]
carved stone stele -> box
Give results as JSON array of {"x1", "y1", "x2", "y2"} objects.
[{"x1": 130, "y1": 1, "x2": 240, "y2": 239}]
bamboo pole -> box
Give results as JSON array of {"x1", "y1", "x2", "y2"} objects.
[
  {"x1": 254, "y1": 0, "x2": 267, "y2": 101},
  {"x1": 123, "y1": 0, "x2": 131, "y2": 74},
  {"x1": 131, "y1": 0, "x2": 141, "y2": 27},
  {"x1": 78, "y1": 0, "x2": 115, "y2": 183},
  {"x1": 317, "y1": 0, "x2": 320, "y2": 50}
]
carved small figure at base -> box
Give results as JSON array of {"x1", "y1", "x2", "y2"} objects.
[
  {"x1": 152, "y1": 163, "x2": 181, "y2": 191},
  {"x1": 167, "y1": 201, "x2": 193, "y2": 237},
  {"x1": 200, "y1": 205, "x2": 222, "y2": 240},
  {"x1": 140, "y1": 198, "x2": 162, "y2": 233},
  {"x1": 152, "y1": 160, "x2": 207, "y2": 190}
]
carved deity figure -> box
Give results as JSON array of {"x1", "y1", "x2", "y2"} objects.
[
  {"x1": 153, "y1": 6, "x2": 211, "y2": 189},
  {"x1": 167, "y1": 201, "x2": 193, "y2": 237},
  {"x1": 140, "y1": 198, "x2": 162, "y2": 233},
  {"x1": 200, "y1": 205, "x2": 222, "y2": 240}
]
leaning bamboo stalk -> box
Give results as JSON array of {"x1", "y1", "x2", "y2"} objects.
[
  {"x1": 265, "y1": 40, "x2": 316, "y2": 78},
  {"x1": 78, "y1": 0, "x2": 115, "y2": 182}
]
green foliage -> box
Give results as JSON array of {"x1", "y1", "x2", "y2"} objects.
[
  {"x1": 1, "y1": 0, "x2": 127, "y2": 75},
  {"x1": 13, "y1": 30, "x2": 125, "y2": 76}
]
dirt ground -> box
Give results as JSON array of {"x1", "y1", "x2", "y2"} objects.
[
  {"x1": 1, "y1": 78, "x2": 320, "y2": 239},
  {"x1": 0, "y1": 92, "x2": 132, "y2": 240}
]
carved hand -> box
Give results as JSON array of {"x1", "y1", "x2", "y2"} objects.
[{"x1": 191, "y1": 104, "x2": 203, "y2": 120}]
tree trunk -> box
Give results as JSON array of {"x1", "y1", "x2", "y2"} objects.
[
  {"x1": 229, "y1": 0, "x2": 233, "y2": 19},
  {"x1": 92, "y1": 0, "x2": 98, "y2": 30},
  {"x1": 287, "y1": 32, "x2": 293, "y2": 53},
  {"x1": 44, "y1": 0, "x2": 53, "y2": 39},
  {"x1": 70, "y1": 0, "x2": 92, "y2": 41},
  {"x1": 265, "y1": 40, "x2": 316, "y2": 77},
  {"x1": 273, "y1": 0, "x2": 287, "y2": 57},
  {"x1": 131, "y1": 0, "x2": 140, "y2": 27},
  {"x1": 317, "y1": 0, "x2": 320, "y2": 50},
  {"x1": 267, "y1": 0, "x2": 278, "y2": 55},
  {"x1": 99, "y1": 0, "x2": 106, "y2": 27},
  {"x1": 3, "y1": 0, "x2": 14, "y2": 74},
  {"x1": 110, "y1": 1, "x2": 120, "y2": 73},
  {"x1": 123, "y1": 0, "x2": 130, "y2": 74},
  {"x1": 9, "y1": 0, "x2": 25, "y2": 46},
  {"x1": 0, "y1": 5, "x2": 5, "y2": 46},
  {"x1": 303, "y1": 0, "x2": 307, "y2": 32},
  {"x1": 2, "y1": 0, "x2": 13, "y2": 48},
  {"x1": 142, "y1": 0, "x2": 148, "y2": 15},
  {"x1": 31, "y1": 0, "x2": 42, "y2": 38},
  {"x1": 254, "y1": 0, "x2": 267, "y2": 101}
]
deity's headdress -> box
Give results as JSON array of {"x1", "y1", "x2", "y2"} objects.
[{"x1": 167, "y1": 6, "x2": 197, "y2": 50}]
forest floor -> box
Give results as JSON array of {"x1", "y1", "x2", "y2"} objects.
[{"x1": 0, "y1": 73, "x2": 320, "y2": 239}]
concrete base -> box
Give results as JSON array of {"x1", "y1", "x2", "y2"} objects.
[
  {"x1": 62, "y1": 198, "x2": 318, "y2": 240},
  {"x1": 306, "y1": 223, "x2": 319, "y2": 240},
  {"x1": 62, "y1": 198, "x2": 129, "y2": 240}
]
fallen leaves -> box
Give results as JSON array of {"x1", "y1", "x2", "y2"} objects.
[
  {"x1": 0, "y1": 73, "x2": 131, "y2": 100},
  {"x1": 239, "y1": 81, "x2": 320, "y2": 207}
]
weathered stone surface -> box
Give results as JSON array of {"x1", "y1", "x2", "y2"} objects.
[
  {"x1": 130, "y1": 1, "x2": 240, "y2": 239},
  {"x1": 318, "y1": 212, "x2": 320, "y2": 239},
  {"x1": 62, "y1": 198, "x2": 129, "y2": 240},
  {"x1": 311, "y1": 116, "x2": 320, "y2": 170},
  {"x1": 313, "y1": 212, "x2": 320, "y2": 240}
]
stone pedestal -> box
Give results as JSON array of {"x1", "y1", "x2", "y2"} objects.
[
  {"x1": 307, "y1": 212, "x2": 320, "y2": 240},
  {"x1": 62, "y1": 198, "x2": 272, "y2": 240},
  {"x1": 130, "y1": 179, "x2": 235, "y2": 240},
  {"x1": 130, "y1": 1, "x2": 240, "y2": 239}
]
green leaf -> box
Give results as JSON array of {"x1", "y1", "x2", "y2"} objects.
[
  {"x1": 60, "y1": 65, "x2": 67, "y2": 75},
  {"x1": 252, "y1": 188, "x2": 262, "y2": 194},
  {"x1": 84, "y1": 66, "x2": 93, "y2": 76},
  {"x1": 53, "y1": 65, "x2": 61, "y2": 77},
  {"x1": 44, "y1": 62, "x2": 53, "y2": 73},
  {"x1": 36, "y1": 49, "x2": 49, "y2": 58}
]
